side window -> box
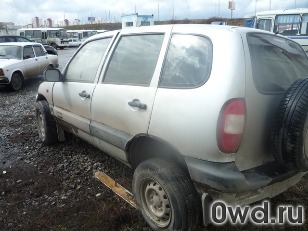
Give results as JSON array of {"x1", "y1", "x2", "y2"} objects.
[
  {"x1": 64, "y1": 37, "x2": 112, "y2": 83},
  {"x1": 274, "y1": 14, "x2": 300, "y2": 35},
  {"x1": 301, "y1": 14, "x2": 308, "y2": 35},
  {"x1": 23, "y1": 46, "x2": 35, "y2": 59},
  {"x1": 247, "y1": 33, "x2": 308, "y2": 94},
  {"x1": 257, "y1": 19, "x2": 272, "y2": 32},
  {"x1": 104, "y1": 34, "x2": 164, "y2": 86},
  {"x1": 17, "y1": 37, "x2": 30, "y2": 42},
  {"x1": 159, "y1": 34, "x2": 212, "y2": 88},
  {"x1": 33, "y1": 45, "x2": 45, "y2": 57}
]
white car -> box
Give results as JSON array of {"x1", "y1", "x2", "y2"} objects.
[
  {"x1": 0, "y1": 42, "x2": 58, "y2": 91},
  {"x1": 68, "y1": 38, "x2": 82, "y2": 47}
]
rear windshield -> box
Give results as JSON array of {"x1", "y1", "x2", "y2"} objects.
[{"x1": 247, "y1": 33, "x2": 308, "y2": 94}]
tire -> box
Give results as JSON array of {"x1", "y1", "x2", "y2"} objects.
[
  {"x1": 35, "y1": 100, "x2": 58, "y2": 145},
  {"x1": 271, "y1": 78, "x2": 308, "y2": 171},
  {"x1": 9, "y1": 72, "x2": 23, "y2": 91},
  {"x1": 132, "y1": 158, "x2": 201, "y2": 231}
]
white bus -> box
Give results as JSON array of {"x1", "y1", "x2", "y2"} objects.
[
  {"x1": 66, "y1": 29, "x2": 97, "y2": 42},
  {"x1": 18, "y1": 28, "x2": 69, "y2": 49},
  {"x1": 255, "y1": 8, "x2": 308, "y2": 53}
]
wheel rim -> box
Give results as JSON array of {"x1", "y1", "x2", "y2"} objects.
[
  {"x1": 36, "y1": 109, "x2": 46, "y2": 140},
  {"x1": 140, "y1": 179, "x2": 171, "y2": 228}
]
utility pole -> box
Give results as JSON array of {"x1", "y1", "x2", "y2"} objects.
[
  {"x1": 172, "y1": 0, "x2": 175, "y2": 20},
  {"x1": 158, "y1": 1, "x2": 159, "y2": 21},
  {"x1": 218, "y1": 0, "x2": 220, "y2": 18}
]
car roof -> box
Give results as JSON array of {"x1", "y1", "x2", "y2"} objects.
[
  {"x1": 87, "y1": 24, "x2": 274, "y2": 42},
  {"x1": 0, "y1": 42, "x2": 42, "y2": 46}
]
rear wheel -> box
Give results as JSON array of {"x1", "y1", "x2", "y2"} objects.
[
  {"x1": 133, "y1": 158, "x2": 200, "y2": 230},
  {"x1": 9, "y1": 72, "x2": 23, "y2": 91},
  {"x1": 35, "y1": 100, "x2": 58, "y2": 145}
]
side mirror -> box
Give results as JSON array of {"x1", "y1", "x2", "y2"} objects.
[{"x1": 44, "y1": 69, "x2": 62, "y2": 82}]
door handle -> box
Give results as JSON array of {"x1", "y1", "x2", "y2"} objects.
[
  {"x1": 128, "y1": 99, "x2": 147, "y2": 109},
  {"x1": 79, "y1": 90, "x2": 90, "y2": 99}
]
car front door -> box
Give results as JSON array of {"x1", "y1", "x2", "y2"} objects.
[
  {"x1": 52, "y1": 32, "x2": 116, "y2": 142},
  {"x1": 90, "y1": 27, "x2": 171, "y2": 162}
]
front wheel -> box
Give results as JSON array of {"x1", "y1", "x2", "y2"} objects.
[
  {"x1": 132, "y1": 158, "x2": 201, "y2": 230},
  {"x1": 35, "y1": 100, "x2": 58, "y2": 145},
  {"x1": 9, "y1": 72, "x2": 23, "y2": 91}
]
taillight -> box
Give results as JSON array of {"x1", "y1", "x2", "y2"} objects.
[
  {"x1": 217, "y1": 98, "x2": 246, "y2": 153},
  {"x1": 0, "y1": 69, "x2": 4, "y2": 76}
]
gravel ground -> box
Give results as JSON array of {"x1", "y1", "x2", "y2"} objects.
[
  {"x1": 0, "y1": 61, "x2": 307, "y2": 231},
  {"x1": 0, "y1": 78, "x2": 150, "y2": 231}
]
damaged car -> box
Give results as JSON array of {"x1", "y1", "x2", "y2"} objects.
[{"x1": 35, "y1": 25, "x2": 308, "y2": 230}]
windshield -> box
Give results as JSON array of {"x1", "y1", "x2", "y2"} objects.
[{"x1": 0, "y1": 45, "x2": 22, "y2": 60}]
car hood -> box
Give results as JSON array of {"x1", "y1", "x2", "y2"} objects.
[{"x1": 0, "y1": 59, "x2": 21, "y2": 67}]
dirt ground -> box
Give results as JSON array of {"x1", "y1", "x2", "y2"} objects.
[{"x1": 0, "y1": 78, "x2": 307, "y2": 231}]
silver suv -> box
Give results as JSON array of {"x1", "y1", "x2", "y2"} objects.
[{"x1": 35, "y1": 25, "x2": 308, "y2": 230}]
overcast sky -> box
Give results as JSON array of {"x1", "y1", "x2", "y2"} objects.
[{"x1": 1, "y1": 0, "x2": 308, "y2": 26}]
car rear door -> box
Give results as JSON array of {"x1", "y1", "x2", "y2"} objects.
[
  {"x1": 33, "y1": 44, "x2": 49, "y2": 73},
  {"x1": 52, "y1": 32, "x2": 117, "y2": 142},
  {"x1": 90, "y1": 26, "x2": 172, "y2": 162},
  {"x1": 22, "y1": 45, "x2": 40, "y2": 78}
]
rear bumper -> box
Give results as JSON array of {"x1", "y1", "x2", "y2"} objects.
[
  {"x1": 185, "y1": 157, "x2": 306, "y2": 226},
  {"x1": 185, "y1": 157, "x2": 305, "y2": 200},
  {"x1": 185, "y1": 157, "x2": 303, "y2": 194}
]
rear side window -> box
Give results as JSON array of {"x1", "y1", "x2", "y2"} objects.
[
  {"x1": 247, "y1": 33, "x2": 308, "y2": 94},
  {"x1": 33, "y1": 45, "x2": 45, "y2": 56},
  {"x1": 23, "y1": 46, "x2": 35, "y2": 59},
  {"x1": 103, "y1": 34, "x2": 164, "y2": 86},
  {"x1": 17, "y1": 37, "x2": 30, "y2": 42},
  {"x1": 159, "y1": 34, "x2": 212, "y2": 88}
]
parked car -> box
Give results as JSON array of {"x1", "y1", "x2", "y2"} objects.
[
  {"x1": 35, "y1": 25, "x2": 308, "y2": 230},
  {"x1": 0, "y1": 42, "x2": 58, "y2": 91},
  {"x1": 68, "y1": 38, "x2": 82, "y2": 47},
  {"x1": 0, "y1": 35, "x2": 58, "y2": 55}
]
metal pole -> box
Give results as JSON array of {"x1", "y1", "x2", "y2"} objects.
[
  {"x1": 255, "y1": 0, "x2": 257, "y2": 16},
  {"x1": 158, "y1": 1, "x2": 159, "y2": 21}
]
